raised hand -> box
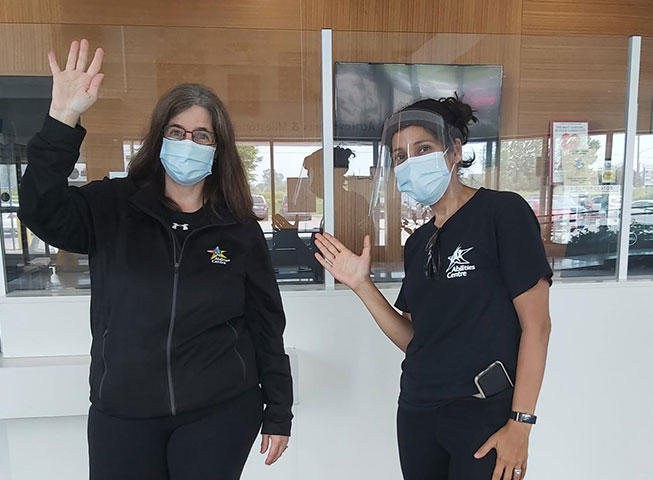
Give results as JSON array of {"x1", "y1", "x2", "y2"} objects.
[
  {"x1": 272, "y1": 214, "x2": 299, "y2": 231},
  {"x1": 48, "y1": 39, "x2": 104, "y2": 127},
  {"x1": 314, "y1": 232, "x2": 372, "y2": 291}
]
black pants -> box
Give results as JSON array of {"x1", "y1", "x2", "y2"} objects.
[
  {"x1": 88, "y1": 387, "x2": 263, "y2": 480},
  {"x1": 397, "y1": 389, "x2": 513, "y2": 480}
]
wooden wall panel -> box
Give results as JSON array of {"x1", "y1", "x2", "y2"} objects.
[
  {"x1": 517, "y1": 35, "x2": 629, "y2": 137},
  {"x1": 302, "y1": 0, "x2": 522, "y2": 34},
  {"x1": 522, "y1": 0, "x2": 653, "y2": 36},
  {"x1": 0, "y1": 0, "x2": 302, "y2": 30},
  {"x1": 0, "y1": 0, "x2": 62, "y2": 24},
  {"x1": 3, "y1": 0, "x2": 652, "y2": 37},
  {"x1": 638, "y1": 37, "x2": 653, "y2": 133}
]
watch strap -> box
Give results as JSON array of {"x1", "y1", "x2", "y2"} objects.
[{"x1": 511, "y1": 411, "x2": 537, "y2": 424}]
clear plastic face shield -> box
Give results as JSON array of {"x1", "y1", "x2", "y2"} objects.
[
  {"x1": 296, "y1": 149, "x2": 324, "y2": 201},
  {"x1": 370, "y1": 110, "x2": 459, "y2": 227},
  {"x1": 291, "y1": 148, "x2": 354, "y2": 206}
]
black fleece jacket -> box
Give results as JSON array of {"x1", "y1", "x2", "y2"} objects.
[{"x1": 18, "y1": 116, "x2": 293, "y2": 436}]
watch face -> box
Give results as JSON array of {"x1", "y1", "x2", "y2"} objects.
[
  {"x1": 513, "y1": 412, "x2": 537, "y2": 424},
  {"x1": 520, "y1": 414, "x2": 536, "y2": 424}
]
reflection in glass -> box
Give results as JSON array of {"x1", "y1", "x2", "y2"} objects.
[{"x1": 626, "y1": 134, "x2": 653, "y2": 275}]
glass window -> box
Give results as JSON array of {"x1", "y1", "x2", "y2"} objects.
[
  {"x1": 1, "y1": 25, "x2": 322, "y2": 295},
  {"x1": 264, "y1": 142, "x2": 324, "y2": 283},
  {"x1": 630, "y1": 37, "x2": 653, "y2": 277},
  {"x1": 621, "y1": 134, "x2": 653, "y2": 276},
  {"x1": 331, "y1": 31, "x2": 629, "y2": 283}
]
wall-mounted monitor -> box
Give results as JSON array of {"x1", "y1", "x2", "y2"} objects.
[{"x1": 334, "y1": 62, "x2": 503, "y2": 143}]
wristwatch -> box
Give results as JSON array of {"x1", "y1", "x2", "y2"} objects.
[{"x1": 510, "y1": 411, "x2": 537, "y2": 425}]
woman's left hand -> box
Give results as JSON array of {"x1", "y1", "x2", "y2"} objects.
[
  {"x1": 474, "y1": 421, "x2": 531, "y2": 479},
  {"x1": 260, "y1": 434, "x2": 289, "y2": 466}
]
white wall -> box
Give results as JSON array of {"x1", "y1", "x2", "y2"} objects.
[{"x1": 1, "y1": 281, "x2": 652, "y2": 480}]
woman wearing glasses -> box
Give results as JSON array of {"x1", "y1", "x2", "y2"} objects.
[
  {"x1": 18, "y1": 40, "x2": 292, "y2": 479},
  {"x1": 315, "y1": 96, "x2": 552, "y2": 480}
]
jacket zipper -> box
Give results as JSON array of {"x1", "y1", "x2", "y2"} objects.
[
  {"x1": 99, "y1": 328, "x2": 109, "y2": 400},
  {"x1": 165, "y1": 224, "x2": 220, "y2": 416},
  {"x1": 166, "y1": 256, "x2": 180, "y2": 416},
  {"x1": 226, "y1": 321, "x2": 247, "y2": 381}
]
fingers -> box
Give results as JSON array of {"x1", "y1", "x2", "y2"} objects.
[
  {"x1": 88, "y1": 73, "x2": 104, "y2": 99},
  {"x1": 361, "y1": 235, "x2": 371, "y2": 258},
  {"x1": 260, "y1": 434, "x2": 270, "y2": 454},
  {"x1": 265, "y1": 436, "x2": 289, "y2": 466},
  {"x1": 314, "y1": 236, "x2": 337, "y2": 262},
  {"x1": 513, "y1": 463, "x2": 526, "y2": 480},
  {"x1": 474, "y1": 437, "x2": 495, "y2": 459},
  {"x1": 87, "y1": 47, "x2": 105, "y2": 76},
  {"x1": 321, "y1": 231, "x2": 346, "y2": 253},
  {"x1": 265, "y1": 442, "x2": 279, "y2": 465},
  {"x1": 265, "y1": 442, "x2": 281, "y2": 465},
  {"x1": 47, "y1": 51, "x2": 61, "y2": 75},
  {"x1": 315, "y1": 232, "x2": 343, "y2": 257},
  {"x1": 491, "y1": 461, "x2": 506, "y2": 480},
  {"x1": 314, "y1": 253, "x2": 334, "y2": 274},
  {"x1": 65, "y1": 40, "x2": 79, "y2": 71},
  {"x1": 76, "y1": 38, "x2": 89, "y2": 71},
  {"x1": 503, "y1": 464, "x2": 514, "y2": 480}
]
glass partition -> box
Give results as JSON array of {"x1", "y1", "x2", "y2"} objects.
[
  {"x1": 0, "y1": 27, "x2": 649, "y2": 295},
  {"x1": 0, "y1": 24, "x2": 322, "y2": 294},
  {"x1": 629, "y1": 36, "x2": 653, "y2": 276},
  {"x1": 331, "y1": 31, "x2": 630, "y2": 282}
]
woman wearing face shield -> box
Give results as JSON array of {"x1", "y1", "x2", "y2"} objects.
[
  {"x1": 315, "y1": 96, "x2": 552, "y2": 480},
  {"x1": 18, "y1": 40, "x2": 292, "y2": 479}
]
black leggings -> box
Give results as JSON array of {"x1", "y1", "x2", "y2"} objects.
[
  {"x1": 397, "y1": 389, "x2": 513, "y2": 480},
  {"x1": 88, "y1": 387, "x2": 263, "y2": 480}
]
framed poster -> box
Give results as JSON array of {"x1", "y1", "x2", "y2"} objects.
[{"x1": 550, "y1": 121, "x2": 595, "y2": 185}]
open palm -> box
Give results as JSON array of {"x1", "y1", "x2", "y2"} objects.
[
  {"x1": 314, "y1": 232, "x2": 371, "y2": 291},
  {"x1": 48, "y1": 39, "x2": 104, "y2": 126}
]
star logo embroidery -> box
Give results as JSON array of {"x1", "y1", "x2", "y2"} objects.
[
  {"x1": 446, "y1": 245, "x2": 474, "y2": 273},
  {"x1": 207, "y1": 245, "x2": 230, "y2": 265}
]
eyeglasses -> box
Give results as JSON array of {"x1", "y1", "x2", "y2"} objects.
[
  {"x1": 163, "y1": 125, "x2": 217, "y2": 146},
  {"x1": 424, "y1": 226, "x2": 441, "y2": 279}
]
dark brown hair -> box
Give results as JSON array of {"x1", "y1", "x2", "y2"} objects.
[
  {"x1": 402, "y1": 93, "x2": 479, "y2": 168},
  {"x1": 128, "y1": 83, "x2": 256, "y2": 222}
]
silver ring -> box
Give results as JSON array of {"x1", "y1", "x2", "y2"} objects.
[{"x1": 513, "y1": 469, "x2": 523, "y2": 477}]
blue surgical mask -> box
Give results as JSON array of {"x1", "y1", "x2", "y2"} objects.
[
  {"x1": 394, "y1": 150, "x2": 452, "y2": 206},
  {"x1": 160, "y1": 138, "x2": 216, "y2": 186}
]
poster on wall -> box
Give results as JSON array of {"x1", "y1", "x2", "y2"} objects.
[{"x1": 550, "y1": 121, "x2": 596, "y2": 185}]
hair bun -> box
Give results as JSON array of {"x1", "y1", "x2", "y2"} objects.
[
  {"x1": 439, "y1": 93, "x2": 479, "y2": 134},
  {"x1": 401, "y1": 94, "x2": 478, "y2": 144}
]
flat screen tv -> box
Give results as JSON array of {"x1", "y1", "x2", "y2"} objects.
[{"x1": 334, "y1": 63, "x2": 503, "y2": 143}]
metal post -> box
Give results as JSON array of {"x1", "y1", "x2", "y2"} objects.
[
  {"x1": 616, "y1": 36, "x2": 641, "y2": 281},
  {"x1": 269, "y1": 141, "x2": 276, "y2": 218},
  {"x1": 321, "y1": 29, "x2": 335, "y2": 289}
]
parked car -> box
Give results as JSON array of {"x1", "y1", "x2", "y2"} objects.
[
  {"x1": 280, "y1": 195, "x2": 312, "y2": 222},
  {"x1": 632, "y1": 199, "x2": 653, "y2": 225},
  {"x1": 252, "y1": 194, "x2": 269, "y2": 220}
]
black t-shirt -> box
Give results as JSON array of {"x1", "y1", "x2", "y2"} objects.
[
  {"x1": 394, "y1": 187, "x2": 553, "y2": 410},
  {"x1": 165, "y1": 204, "x2": 210, "y2": 250}
]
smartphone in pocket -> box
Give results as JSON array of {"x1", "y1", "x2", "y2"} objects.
[{"x1": 474, "y1": 361, "x2": 514, "y2": 399}]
